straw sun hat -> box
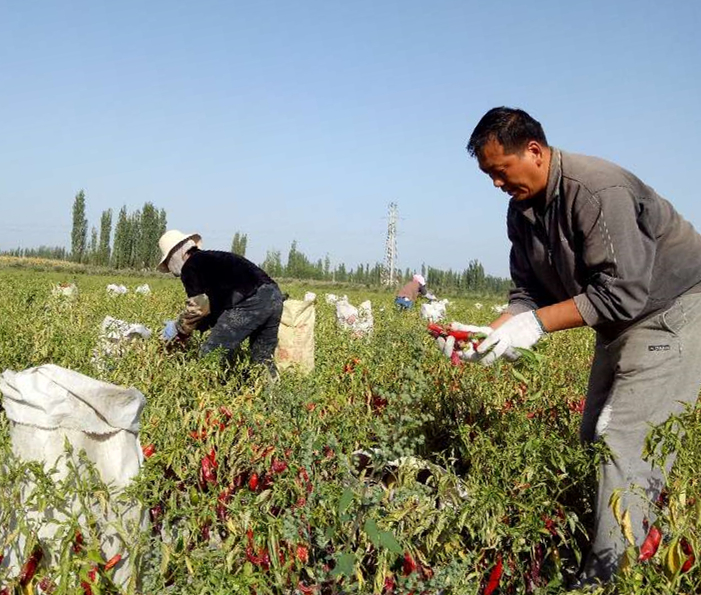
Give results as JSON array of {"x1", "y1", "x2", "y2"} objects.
[{"x1": 157, "y1": 230, "x2": 202, "y2": 273}]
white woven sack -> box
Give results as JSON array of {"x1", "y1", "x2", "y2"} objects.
[{"x1": 0, "y1": 364, "x2": 146, "y2": 588}]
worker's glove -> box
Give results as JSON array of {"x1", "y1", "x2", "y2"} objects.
[
  {"x1": 176, "y1": 293, "x2": 211, "y2": 336},
  {"x1": 425, "y1": 292, "x2": 438, "y2": 301},
  {"x1": 435, "y1": 322, "x2": 493, "y2": 363},
  {"x1": 476, "y1": 311, "x2": 545, "y2": 367},
  {"x1": 161, "y1": 320, "x2": 179, "y2": 341}
]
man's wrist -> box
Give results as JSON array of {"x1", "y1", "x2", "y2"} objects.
[{"x1": 532, "y1": 310, "x2": 547, "y2": 334}]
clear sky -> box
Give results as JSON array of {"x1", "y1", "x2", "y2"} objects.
[{"x1": 1, "y1": 0, "x2": 699, "y2": 277}]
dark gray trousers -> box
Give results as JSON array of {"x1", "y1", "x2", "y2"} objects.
[
  {"x1": 200, "y1": 284, "x2": 284, "y2": 373},
  {"x1": 579, "y1": 292, "x2": 701, "y2": 584}
]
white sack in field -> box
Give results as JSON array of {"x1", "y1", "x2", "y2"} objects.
[
  {"x1": 0, "y1": 364, "x2": 147, "y2": 589},
  {"x1": 336, "y1": 298, "x2": 374, "y2": 336},
  {"x1": 106, "y1": 284, "x2": 128, "y2": 295}
]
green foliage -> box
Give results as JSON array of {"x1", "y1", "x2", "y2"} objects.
[
  {"x1": 71, "y1": 189, "x2": 88, "y2": 263},
  {"x1": 0, "y1": 268, "x2": 699, "y2": 594},
  {"x1": 231, "y1": 232, "x2": 248, "y2": 257}
]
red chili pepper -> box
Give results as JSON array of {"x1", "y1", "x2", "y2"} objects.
[
  {"x1": 402, "y1": 552, "x2": 417, "y2": 575},
  {"x1": 200, "y1": 452, "x2": 217, "y2": 486},
  {"x1": 271, "y1": 458, "x2": 288, "y2": 474},
  {"x1": 80, "y1": 581, "x2": 93, "y2": 595},
  {"x1": 18, "y1": 544, "x2": 43, "y2": 586},
  {"x1": 296, "y1": 544, "x2": 309, "y2": 564},
  {"x1": 638, "y1": 526, "x2": 662, "y2": 561},
  {"x1": 38, "y1": 577, "x2": 56, "y2": 593},
  {"x1": 248, "y1": 472, "x2": 259, "y2": 491},
  {"x1": 104, "y1": 553, "x2": 122, "y2": 571},
  {"x1": 142, "y1": 443, "x2": 156, "y2": 458},
  {"x1": 298, "y1": 581, "x2": 316, "y2": 594},
  {"x1": 484, "y1": 554, "x2": 503, "y2": 595},
  {"x1": 681, "y1": 538, "x2": 695, "y2": 573},
  {"x1": 73, "y1": 530, "x2": 84, "y2": 553}
]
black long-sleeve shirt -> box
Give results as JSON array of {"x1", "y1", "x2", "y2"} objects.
[{"x1": 180, "y1": 250, "x2": 276, "y2": 327}]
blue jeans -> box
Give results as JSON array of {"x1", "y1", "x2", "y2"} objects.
[{"x1": 395, "y1": 296, "x2": 413, "y2": 310}]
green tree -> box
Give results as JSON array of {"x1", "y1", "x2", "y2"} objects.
[
  {"x1": 261, "y1": 249, "x2": 283, "y2": 277},
  {"x1": 111, "y1": 206, "x2": 129, "y2": 269},
  {"x1": 70, "y1": 189, "x2": 88, "y2": 263},
  {"x1": 98, "y1": 209, "x2": 112, "y2": 266},
  {"x1": 137, "y1": 202, "x2": 161, "y2": 268},
  {"x1": 88, "y1": 226, "x2": 98, "y2": 264},
  {"x1": 231, "y1": 232, "x2": 248, "y2": 256}
]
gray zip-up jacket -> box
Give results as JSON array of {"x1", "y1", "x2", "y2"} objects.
[{"x1": 507, "y1": 149, "x2": 701, "y2": 338}]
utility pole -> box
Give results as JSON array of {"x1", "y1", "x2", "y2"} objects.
[{"x1": 382, "y1": 202, "x2": 398, "y2": 287}]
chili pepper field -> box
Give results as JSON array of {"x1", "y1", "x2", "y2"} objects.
[{"x1": 0, "y1": 263, "x2": 700, "y2": 595}]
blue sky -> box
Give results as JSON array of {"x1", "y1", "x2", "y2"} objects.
[{"x1": 1, "y1": 0, "x2": 699, "y2": 277}]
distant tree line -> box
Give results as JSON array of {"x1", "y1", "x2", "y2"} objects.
[
  {"x1": 2, "y1": 191, "x2": 511, "y2": 296},
  {"x1": 259, "y1": 241, "x2": 512, "y2": 296}
]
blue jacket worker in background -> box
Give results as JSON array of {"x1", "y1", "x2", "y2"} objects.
[
  {"x1": 158, "y1": 230, "x2": 284, "y2": 375},
  {"x1": 439, "y1": 107, "x2": 701, "y2": 587}
]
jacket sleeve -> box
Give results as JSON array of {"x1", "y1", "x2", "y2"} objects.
[
  {"x1": 180, "y1": 262, "x2": 204, "y2": 298},
  {"x1": 571, "y1": 185, "x2": 656, "y2": 326},
  {"x1": 506, "y1": 213, "x2": 550, "y2": 315}
]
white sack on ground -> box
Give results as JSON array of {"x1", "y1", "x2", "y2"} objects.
[
  {"x1": 106, "y1": 284, "x2": 128, "y2": 295},
  {"x1": 93, "y1": 316, "x2": 152, "y2": 370},
  {"x1": 134, "y1": 284, "x2": 151, "y2": 295},
  {"x1": 0, "y1": 364, "x2": 147, "y2": 589},
  {"x1": 335, "y1": 298, "x2": 373, "y2": 336},
  {"x1": 51, "y1": 282, "x2": 78, "y2": 298},
  {"x1": 420, "y1": 299, "x2": 450, "y2": 323}
]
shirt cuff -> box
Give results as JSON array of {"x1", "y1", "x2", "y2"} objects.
[
  {"x1": 573, "y1": 294, "x2": 601, "y2": 327},
  {"x1": 507, "y1": 301, "x2": 534, "y2": 316}
]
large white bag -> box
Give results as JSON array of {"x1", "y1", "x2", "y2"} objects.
[
  {"x1": 275, "y1": 297, "x2": 315, "y2": 374},
  {"x1": 335, "y1": 298, "x2": 373, "y2": 336},
  {"x1": 0, "y1": 364, "x2": 146, "y2": 588},
  {"x1": 420, "y1": 299, "x2": 450, "y2": 323}
]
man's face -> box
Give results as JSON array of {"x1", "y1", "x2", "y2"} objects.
[{"x1": 477, "y1": 138, "x2": 549, "y2": 201}]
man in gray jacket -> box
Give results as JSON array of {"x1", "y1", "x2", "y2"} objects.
[{"x1": 447, "y1": 107, "x2": 701, "y2": 586}]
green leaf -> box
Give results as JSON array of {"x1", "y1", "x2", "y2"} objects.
[
  {"x1": 379, "y1": 530, "x2": 403, "y2": 554},
  {"x1": 338, "y1": 488, "x2": 354, "y2": 515},
  {"x1": 364, "y1": 518, "x2": 380, "y2": 546},
  {"x1": 332, "y1": 552, "x2": 356, "y2": 577}
]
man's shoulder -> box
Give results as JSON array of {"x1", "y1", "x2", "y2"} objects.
[{"x1": 559, "y1": 150, "x2": 639, "y2": 195}]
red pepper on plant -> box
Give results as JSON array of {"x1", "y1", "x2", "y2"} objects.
[
  {"x1": 18, "y1": 544, "x2": 43, "y2": 586},
  {"x1": 681, "y1": 538, "x2": 695, "y2": 573},
  {"x1": 73, "y1": 531, "x2": 84, "y2": 553},
  {"x1": 142, "y1": 443, "x2": 156, "y2": 458},
  {"x1": 104, "y1": 554, "x2": 122, "y2": 571},
  {"x1": 638, "y1": 526, "x2": 662, "y2": 561},
  {"x1": 402, "y1": 552, "x2": 417, "y2": 575},
  {"x1": 484, "y1": 554, "x2": 503, "y2": 595}
]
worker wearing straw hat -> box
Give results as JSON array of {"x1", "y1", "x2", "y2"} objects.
[{"x1": 158, "y1": 230, "x2": 284, "y2": 374}]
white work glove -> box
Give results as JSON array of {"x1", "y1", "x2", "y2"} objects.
[
  {"x1": 425, "y1": 292, "x2": 438, "y2": 301},
  {"x1": 476, "y1": 311, "x2": 546, "y2": 366},
  {"x1": 161, "y1": 320, "x2": 178, "y2": 341},
  {"x1": 435, "y1": 322, "x2": 493, "y2": 363}
]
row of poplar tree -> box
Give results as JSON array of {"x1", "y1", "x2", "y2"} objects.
[
  {"x1": 70, "y1": 190, "x2": 167, "y2": 269},
  {"x1": 4, "y1": 191, "x2": 512, "y2": 295}
]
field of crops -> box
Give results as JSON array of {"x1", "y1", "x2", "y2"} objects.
[{"x1": 0, "y1": 264, "x2": 700, "y2": 595}]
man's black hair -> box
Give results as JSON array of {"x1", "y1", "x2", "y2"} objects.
[{"x1": 466, "y1": 107, "x2": 548, "y2": 158}]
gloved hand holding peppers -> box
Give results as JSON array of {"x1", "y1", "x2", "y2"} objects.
[
  {"x1": 434, "y1": 322, "x2": 493, "y2": 363},
  {"x1": 475, "y1": 310, "x2": 546, "y2": 366}
]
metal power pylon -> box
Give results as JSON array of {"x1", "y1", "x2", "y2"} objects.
[{"x1": 382, "y1": 202, "x2": 398, "y2": 286}]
